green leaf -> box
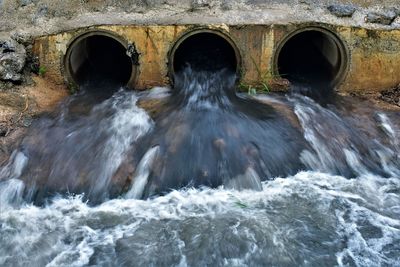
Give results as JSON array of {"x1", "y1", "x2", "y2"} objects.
[
  {"x1": 38, "y1": 66, "x2": 47, "y2": 77},
  {"x1": 235, "y1": 201, "x2": 248, "y2": 208}
]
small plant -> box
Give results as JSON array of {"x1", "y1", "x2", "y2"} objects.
[
  {"x1": 248, "y1": 86, "x2": 257, "y2": 96},
  {"x1": 68, "y1": 83, "x2": 78, "y2": 95},
  {"x1": 38, "y1": 66, "x2": 47, "y2": 77},
  {"x1": 248, "y1": 55, "x2": 289, "y2": 93},
  {"x1": 261, "y1": 82, "x2": 270, "y2": 94}
]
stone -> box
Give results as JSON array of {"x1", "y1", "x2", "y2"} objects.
[
  {"x1": 221, "y1": 0, "x2": 234, "y2": 10},
  {"x1": 27, "y1": 55, "x2": 40, "y2": 74},
  {"x1": 267, "y1": 77, "x2": 291, "y2": 92},
  {"x1": 327, "y1": 4, "x2": 356, "y2": 18},
  {"x1": 221, "y1": 0, "x2": 246, "y2": 10},
  {"x1": 380, "y1": 84, "x2": 400, "y2": 107},
  {"x1": 365, "y1": 10, "x2": 397, "y2": 25},
  {"x1": 0, "y1": 123, "x2": 8, "y2": 137},
  {"x1": 11, "y1": 31, "x2": 33, "y2": 46},
  {"x1": 0, "y1": 38, "x2": 26, "y2": 82},
  {"x1": 190, "y1": 0, "x2": 215, "y2": 11},
  {"x1": 35, "y1": 4, "x2": 49, "y2": 18},
  {"x1": 21, "y1": 115, "x2": 32, "y2": 127},
  {"x1": 19, "y1": 0, "x2": 38, "y2": 7}
]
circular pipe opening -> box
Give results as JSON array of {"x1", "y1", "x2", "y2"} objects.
[
  {"x1": 275, "y1": 28, "x2": 348, "y2": 88},
  {"x1": 65, "y1": 31, "x2": 135, "y2": 88},
  {"x1": 169, "y1": 30, "x2": 241, "y2": 76}
]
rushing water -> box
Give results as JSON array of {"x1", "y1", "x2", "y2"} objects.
[{"x1": 1, "y1": 68, "x2": 400, "y2": 266}]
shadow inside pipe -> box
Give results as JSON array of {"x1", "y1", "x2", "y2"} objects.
[
  {"x1": 68, "y1": 34, "x2": 133, "y2": 91},
  {"x1": 172, "y1": 32, "x2": 238, "y2": 74},
  {"x1": 277, "y1": 30, "x2": 345, "y2": 102}
]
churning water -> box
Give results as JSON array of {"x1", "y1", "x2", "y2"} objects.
[{"x1": 1, "y1": 68, "x2": 400, "y2": 266}]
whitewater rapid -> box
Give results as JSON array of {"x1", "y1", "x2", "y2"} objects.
[
  {"x1": 1, "y1": 171, "x2": 399, "y2": 266},
  {"x1": 1, "y1": 75, "x2": 400, "y2": 266}
]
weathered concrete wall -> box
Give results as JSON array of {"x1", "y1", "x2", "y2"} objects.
[
  {"x1": 2, "y1": 0, "x2": 400, "y2": 92},
  {"x1": 33, "y1": 23, "x2": 400, "y2": 93},
  {"x1": 1, "y1": 0, "x2": 400, "y2": 34},
  {"x1": 273, "y1": 24, "x2": 400, "y2": 93},
  {"x1": 338, "y1": 28, "x2": 400, "y2": 92}
]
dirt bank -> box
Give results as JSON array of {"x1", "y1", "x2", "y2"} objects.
[{"x1": 0, "y1": 75, "x2": 68, "y2": 164}]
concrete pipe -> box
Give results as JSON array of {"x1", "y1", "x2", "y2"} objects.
[
  {"x1": 275, "y1": 27, "x2": 349, "y2": 88},
  {"x1": 64, "y1": 31, "x2": 137, "y2": 88},
  {"x1": 169, "y1": 29, "x2": 241, "y2": 79}
]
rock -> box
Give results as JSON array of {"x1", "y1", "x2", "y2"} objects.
[
  {"x1": 0, "y1": 80, "x2": 15, "y2": 90},
  {"x1": 35, "y1": 4, "x2": 49, "y2": 18},
  {"x1": 11, "y1": 31, "x2": 33, "y2": 46},
  {"x1": 221, "y1": 0, "x2": 246, "y2": 10},
  {"x1": 21, "y1": 115, "x2": 32, "y2": 127},
  {"x1": 380, "y1": 84, "x2": 400, "y2": 107},
  {"x1": 365, "y1": 10, "x2": 397, "y2": 25},
  {"x1": 190, "y1": 0, "x2": 215, "y2": 11},
  {"x1": 0, "y1": 92, "x2": 27, "y2": 109},
  {"x1": 0, "y1": 38, "x2": 26, "y2": 82},
  {"x1": 327, "y1": 4, "x2": 356, "y2": 18},
  {"x1": 137, "y1": 98, "x2": 168, "y2": 117},
  {"x1": 267, "y1": 77, "x2": 291, "y2": 92},
  {"x1": 27, "y1": 55, "x2": 40, "y2": 74},
  {"x1": 0, "y1": 123, "x2": 8, "y2": 137},
  {"x1": 213, "y1": 138, "x2": 226, "y2": 150},
  {"x1": 19, "y1": 0, "x2": 38, "y2": 7},
  {"x1": 0, "y1": 126, "x2": 27, "y2": 165}
]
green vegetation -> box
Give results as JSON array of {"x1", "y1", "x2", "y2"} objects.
[
  {"x1": 68, "y1": 82, "x2": 78, "y2": 95},
  {"x1": 239, "y1": 55, "x2": 284, "y2": 96},
  {"x1": 38, "y1": 66, "x2": 47, "y2": 77},
  {"x1": 240, "y1": 81, "x2": 270, "y2": 96}
]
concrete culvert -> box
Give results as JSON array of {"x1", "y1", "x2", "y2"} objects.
[
  {"x1": 170, "y1": 30, "x2": 240, "y2": 75},
  {"x1": 65, "y1": 32, "x2": 135, "y2": 88},
  {"x1": 276, "y1": 28, "x2": 348, "y2": 88}
]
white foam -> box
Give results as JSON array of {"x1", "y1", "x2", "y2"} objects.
[
  {"x1": 125, "y1": 146, "x2": 159, "y2": 199},
  {"x1": 89, "y1": 92, "x2": 154, "y2": 195},
  {"x1": 0, "y1": 151, "x2": 28, "y2": 181},
  {"x1": 1, "y1": 171, "x2": 398, "y2": 266}
]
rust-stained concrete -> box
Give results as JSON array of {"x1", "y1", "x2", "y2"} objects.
[{"x1": 33, "y1": 23, "x2": 400, "y2": 93}]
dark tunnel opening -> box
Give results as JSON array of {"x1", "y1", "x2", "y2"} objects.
[
  {"x1": 171, "y1": 32, "x2": 239, "y2": 74},
  {"x1": 276, "y1": 29, "x2": 347, "y2": 88},
  {"x1": 67, "y1": 34, "x2": 134, "y2": 88}
]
